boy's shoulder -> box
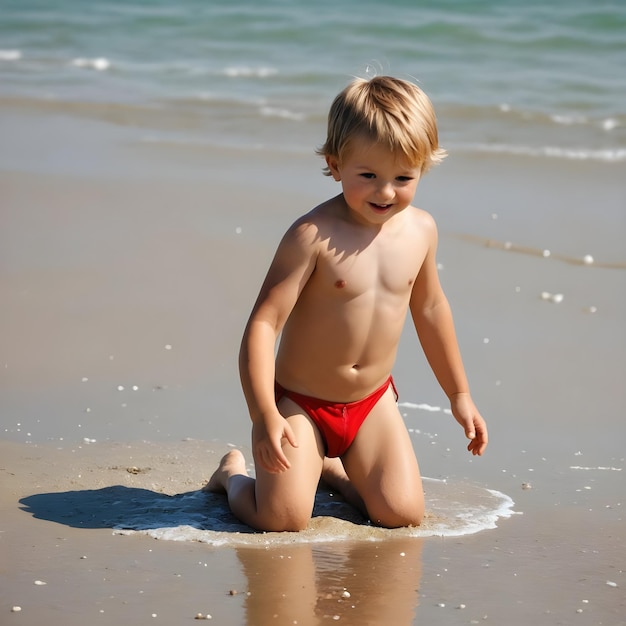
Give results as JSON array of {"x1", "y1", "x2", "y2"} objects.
[
  {"x1": 406, "y1": 205, "x2": 438, "y2": 230},
  {"x1": 285, "y1": 196, "x2": 344, "y2": 236}
]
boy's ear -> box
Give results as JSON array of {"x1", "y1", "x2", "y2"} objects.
[{"x1": 325, "y1": 155, "x2": 341, "y2": 181}]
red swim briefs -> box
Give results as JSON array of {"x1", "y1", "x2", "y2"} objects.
[{"x1": 274, "y1": 376, "x2": 398, "y2": 458}]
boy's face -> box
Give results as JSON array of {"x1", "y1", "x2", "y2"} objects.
[{"x1": 325, "y1": 135, "x2": 421, "y2": 226}]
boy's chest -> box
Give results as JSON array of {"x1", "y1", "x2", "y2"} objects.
[{"x1": 314, "y1": 237, "x2": 426, "y2": 299}]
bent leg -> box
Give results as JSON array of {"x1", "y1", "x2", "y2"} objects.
[
  {"x1": 205, "y1": 399, "x2": 325, "y2": 532},
  {"x1": 320, "y1": 457, "x2": 367, "y2": 517},
  {"x1": 341, "y1": 386, "x2": 424, "y2": 528}
]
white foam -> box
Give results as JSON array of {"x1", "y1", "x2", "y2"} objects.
[
  {"x1": 260, "y1": 106, "x2": 305, "y2": 121},
  {"x1": 461, "y1": 143, "x2": 626, "y2": 163},
  {"x1": 570, "y1": 466, "x2": 622, "y2": 472},
  {"x1": 71, "y1": 57, "x2": 111, "y2": 71},
  {"x1": 602, "y1": 118, "x2": 619, "y2": 131},
  {"x1": 399, "y1": 402, "x2": 452, "y2": 415},
  {"x1": 0, "y1": 49, "x2": 22, "y2": 61},
  {"x1": 551, "y1": 113, "x2": 588, "y2": 125},
  {"x1": 222, "y1": 66, "x2": 277, "y2": 78},
  {"x1": 114, "y1": 479, "x2": 517, "y2": 547}
]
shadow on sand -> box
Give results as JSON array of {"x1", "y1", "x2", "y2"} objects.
[{"x1": 19, "y1": 485, "x2": 366, "y2": 533}]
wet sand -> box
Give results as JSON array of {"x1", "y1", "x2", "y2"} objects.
[{"x1": 1, "y1": 108, "x2": 625, "y2": 624}]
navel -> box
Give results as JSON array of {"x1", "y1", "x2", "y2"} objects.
[{"x1": 335, "y1": 279, "x2": 346, "y2": 289}]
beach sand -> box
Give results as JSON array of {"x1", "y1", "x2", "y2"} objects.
[{"x1": 1, "y1": 108, "x2": 625, "y2": 624}]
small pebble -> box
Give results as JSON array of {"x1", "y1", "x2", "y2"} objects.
[
  {"x1": 583, "y1": 255, "x2": 594, "y2": 265},
  {"x1": 117, "y1": 385, "x2": 125, "y2": 391},
  {"x1": 522, "y1": 483, "x2": 532, "y2": 490},
  {"x1": 11, "y1": 606, "x2": 22, "y2": 612},
  {"x1": 164, "y1": 344, "x2": 172, "y2": 350},
  {"x1": 542, "y1": 249, "x2": 551, "y2": 258},
  {"x1": 606, "y1": 580, "x2": 617, "y2": 587},
  {"x1": 34, "y1": 580, "x2": 47, "y2": 585},
  {"x1": 229, "y1": 589, "x2": 238, "y2": 596},
  {"x1": 341, "y1": 591, "x2": 351, "y2": 598},
  {"x1": 195, "y1": 614, "x2": 212, "y2": 620},
  {"x1": 437, "y1": 603, "x2": 446, "y2": 608},
  {"x1": 457, "y1": 604, "x2": 466, "y2": 609},
  {"x1": 576, "y1": 608, "x2": 583, "y2": 613}
]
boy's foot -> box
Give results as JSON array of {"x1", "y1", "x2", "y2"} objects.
[{"x1": 202, "y1": 449, "x2": 247, "y2": 493}]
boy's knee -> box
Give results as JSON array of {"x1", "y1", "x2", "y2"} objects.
[
  {"x1": 258, "y1": 506, "x2": 312, "y2": 532},
  {"x1": 367, "y1": 497, "x2": 424, "y2": 529},
  {"x1": 372, "y1": 508, "x2": 423, "y2": 529}
]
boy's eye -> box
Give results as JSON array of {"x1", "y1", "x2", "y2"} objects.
[
  {"x1": 397, "y1": 176, "x2": 414, "y2": 182},
  {"x1": 360, "y1": 173, "x2": 375, "y2": 179}
]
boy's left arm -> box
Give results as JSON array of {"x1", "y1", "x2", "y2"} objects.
[{"x1": 409, "y1": 215, "x2": 488, "y2": 456}]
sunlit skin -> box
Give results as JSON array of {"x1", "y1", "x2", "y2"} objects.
[{"x1": 206, "y1": 135, "x2": 488, "y2": 531}]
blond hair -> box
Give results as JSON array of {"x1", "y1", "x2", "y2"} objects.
[{"x1": 317, "y1": 75, "x2": 447, "y2": 175}]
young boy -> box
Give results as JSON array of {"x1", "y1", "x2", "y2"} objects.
[{"x1": 205, "y1": 75, "x2": 488, "y2": 531}]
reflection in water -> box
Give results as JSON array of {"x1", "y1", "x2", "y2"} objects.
[{"x1": 236, "y1": 537, "x2": 422, "y2": 625}]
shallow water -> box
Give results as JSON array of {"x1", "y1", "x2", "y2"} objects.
[
  {"x1": 19, "y1": 476, "x2": 516, "y2": 547},
  {"x1": 1, "y1": 0, "x2": 624, "y2": 160}
]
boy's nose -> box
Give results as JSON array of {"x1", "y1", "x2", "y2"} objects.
[{"x1": 376, "y1": 181, "x2": 394, "y2": 201}]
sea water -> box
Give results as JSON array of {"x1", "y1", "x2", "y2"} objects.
[
  {"x1": 109, "y1": 478, "x2": 516, "y2": 546},
  {"x1": 1, "y1": 0, "x2": 624, "y2": 161}
]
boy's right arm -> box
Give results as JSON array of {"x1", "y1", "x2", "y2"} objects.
[{"x1": 239, "y1": 220, "x2": 318, "y2": 473}]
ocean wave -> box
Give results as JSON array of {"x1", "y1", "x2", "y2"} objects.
[
  {"x1": 548, "y1": 113, "x2": 619, "y2": 132},
  {"x1": 0, "y1": 49, "x2": 22, "y2": 61},
  {"x1": 71, "y1": 57, "x2": 111, "y2": 71},
  {"x1": 260, "y1": 106, "x2": 305, "y2": 121},
  {"x1": 456, "y1": 142, "x2": 626, "y2": 163},
  {"x1": 222, "y1": 65, "x2": 278, "y2": 78},
  {"x1": 474, "y1": 103, "x2": 624, "y2": 134}
]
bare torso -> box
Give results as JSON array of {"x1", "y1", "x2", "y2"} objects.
[{"x1": 275, "y1": 195, "x2": 431, "y2": 401}]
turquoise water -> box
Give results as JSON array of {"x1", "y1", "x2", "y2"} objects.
[{"x1": 1, "y1": 0, "x2": 624, "y2": 160}]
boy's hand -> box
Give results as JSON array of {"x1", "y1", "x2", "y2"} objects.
[
  {"x1": 252, "y1": 413, "x2": 298, "y2": 473},
  {"x1": 450, "y1": 393, "x2": 488, "y2": 456}
]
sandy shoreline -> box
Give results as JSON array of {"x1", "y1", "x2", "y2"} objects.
[
  {"x1": 2, "y1": 112, "x2": 625, "y2": 623},
  {"x1": 1, "y1": 438, "x2": 624, "y2": 625}
]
